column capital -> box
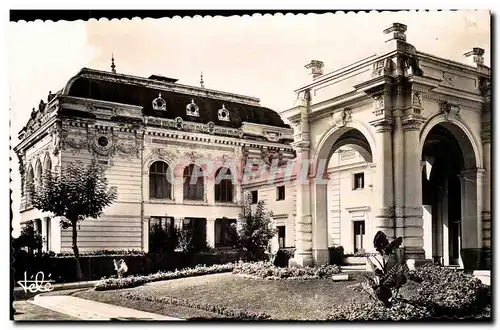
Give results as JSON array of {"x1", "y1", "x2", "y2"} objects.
[
  {"x1": 369, "y1": 118, "x2": 393, "y2": 132},
  {"x1": 291, "y1": 140, "x2": 310, "y2": 152},
  {"x1": 459, "y1": 167, "x2": 485, "y2": 179},
  {"x1": 401, "y1": 115, "x2": 425, "y2": 131}
]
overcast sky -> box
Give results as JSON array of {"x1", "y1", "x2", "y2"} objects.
[{"x1": 9, "y1": 10, "x2": 490, "y2": 232}]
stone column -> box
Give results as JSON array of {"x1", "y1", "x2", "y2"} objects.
[
  {"x1": 142, "y1": 217, "x2": 149, "y2": 253},
  {"x1": 393, "y1": 116, "x2": 405, "y2": 240},
  {"x1": 206, "y1": 218, "x2": 216, "y2": 248},
  {"x1": 289, "y1": 143, "x2": 313, "y2": 267},
  {"x1": 174, "y1": 217, "x2": 184, "y2": 230},
  {"x1": 311, "y1": 179, "x2": 329, "y2": 265},
  {"x1": 206, "y1": 177, "x2": 215, "y2": 204},
  {"x1": 402, "y1": 118, "x2": 425, "y2": 260},
  {"x1": 288, "y1": 89, "x2": 314, "y2": 267},
  {"x1": 459, "y1": 168, "x2": 484, "y2": 251},
  {"x1": 370, "y1": 120, "x2": 395, "y2": 240},
  {"x1": 481, "y1": 140, "x2": 491, "y2": 249}
]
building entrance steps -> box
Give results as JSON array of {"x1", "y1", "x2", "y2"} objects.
[{"x1": 30, "y1": 294, "x2": 183, "y2": 321}]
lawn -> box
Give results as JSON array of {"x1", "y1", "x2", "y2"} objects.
[{"x1": 73, "y1": 272, "x2": 381, "y2": 320}]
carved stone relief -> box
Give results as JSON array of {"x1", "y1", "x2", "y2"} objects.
[
  {"x1": 263, "y1": 130, "x2": 282, "y2": 142},
  {"x1": 439, "y1": 102, "x2": 460, "y2": 121},
  {"x1": 331, "y1": 108, "x2": 352, "y2": 127}
]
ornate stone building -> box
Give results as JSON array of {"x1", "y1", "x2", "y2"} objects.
[
  {"x1": 14, "y1": 22, "x2": 491, "y2": 270},
  {"x1": 280, "y1": 23, "x2": 491, "y2": 268},
  {"x1": 14, "y1": 67, "x2": 295, "y2": 252}
]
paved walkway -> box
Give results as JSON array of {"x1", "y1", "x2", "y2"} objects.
[{"x1": 30, "y1": 294, "x2": 183, "y2": 321}]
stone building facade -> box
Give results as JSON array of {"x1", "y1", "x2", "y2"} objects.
[
  {"x1": 14, "y1": 68, "x2": 295, "y2": 253},
  {"x1": 15, "y1": 22, "x2": 491, "y2": 270},
  {"x1": 280, "y1": 23, "x2": 491, "y2": 268}
]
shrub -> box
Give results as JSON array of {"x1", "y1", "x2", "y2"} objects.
[
  {"x1": 328, "y1": 301, "x2": 432, "y2": 321},
  {"x1": 407, "y1": 264, "x2": 490, "y2": 318},
  {"x1": 233, "y1": 261, "x2": 341, "y2": 280},
  {"x1": 120, "y1": 291, "x2": 270, "y2": 320},
  {"x1": 236, "y1": 196, "x2": 276, "y2": 261},
  {"x1": 149, "y1": 223, "x2": 177, "y2": 253},
  {"x1": 12, "y1": 221, "x2": 43, "y2": 254},
  {"x1": 328, "y1": 246, "x2": 344, "y2": 266},
  {"x1": 94, "y1": 263, "x2": 235, "y2": 291},
  {"x1": 335, "y1": 263, "x2": 491, "y2": 321},
  {"x1": 274, "y1": 248, "x2": 295, "y2": 267}
]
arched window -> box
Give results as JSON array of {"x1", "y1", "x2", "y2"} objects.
[
  {"x1": 183, "y1": 164, "x2": 204, "y2": 201},
  {"x1": 149, "y1": 161, "x2": 172, "y2": 199},
  {"x1": 26, "y1": 165, "x2": 34, "y2": 202},
  {"x1": 35, "y1": 159, "x2": 42, "y2": 186},
  {"x1": 215, "y1": 167, "x2": 233, "y2": 203},
  {"x1": 43, "y1": 155, "x2": 52, "y2": 174}
]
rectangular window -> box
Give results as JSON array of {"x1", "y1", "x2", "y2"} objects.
[
  {"x1": 276, "y1": 186, "x2": 285, "y2": 201},
  {"x1": 251, "y1": 190, "x2": 258, "y2": 204},
  {"x1": 277, "y1": 226, "x2": 286, "y2": 248},
  {"x1": 354, "y1": 221, "x2": 365, "y2": 253},
  {"x1": 353, "y1": 172, "x2": 365, "y2": 190}
]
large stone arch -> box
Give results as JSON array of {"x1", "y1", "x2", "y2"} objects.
[
  {"x1": 313, "y1": 120, "x2": 376, "y2": 171},
  {"x1": 420, "y1": 114, "x2": 482, "y2": 169},
  {"x1": 420, "y1": 114, "x2": 483, "y2": 267},
  {"x1": 310, "y1": 120, "x2": 375, "y2": 264}
]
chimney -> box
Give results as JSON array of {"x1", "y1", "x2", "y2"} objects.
[
  {"x1": 384, "y1": 22, "x2": 407, "y2": 42},
  {"x1": 464, "y1": 47, "x2": 485, "y2": 66},
  {"x1": 305, "y1": 60, "x2": 324, "y2": 79}
]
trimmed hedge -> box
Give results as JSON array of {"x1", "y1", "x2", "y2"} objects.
[
  {"x1": 120, "y1": 291, "x2": 270, "y2": 320},
  {"x1": 94, "y1": 263, "x2": 235, "y2": 291},
  {"x1": 233, "y1": 261, "x2": 341, "y2": 280},
  {"x1": 13, "y1": 249, "x2": 243, "y2": 284}
]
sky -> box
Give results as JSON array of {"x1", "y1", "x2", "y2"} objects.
[{"x1": 8, "y1": 10, "x2": 491, "y2": 234}]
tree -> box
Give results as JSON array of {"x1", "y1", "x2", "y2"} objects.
[
  {"x1": 236, "y1": 195, "x2": 276, "y2": 261},
  {"x1": 28, "y1": 160, "x2": 117, "y2": 280},
  {"x1": 12, "y1": 220, "x2": 43, "y2": 254}
]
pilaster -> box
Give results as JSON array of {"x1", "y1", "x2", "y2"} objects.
[
  {"x1": 206, "y1": 218, "x2": 216, "y2": 248},
  {"x1": 401, "y1": 116, "x2": 426, "y2": 260},
  {"x1": 289, "y1": 89, "x2": 314, "y2": 267},
  {"x1": 458, "y1": 168, "x2": 484, "y2": 250},
  {"x1": 142, "y1": 217, "x2": 149, "y2": 253}
]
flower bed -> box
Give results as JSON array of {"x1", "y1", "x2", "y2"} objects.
[
  {"x1": 94, "y1": 263, "x2": 235, "y2": 291},
  {"x1": 119, "y1": 291, "x2": 270, "y2": 320},
  {"x1": 232, "y1": 261, "x2": 342, "y2": 280}
]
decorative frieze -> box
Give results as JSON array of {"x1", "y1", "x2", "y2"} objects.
[{"x1": 145, "y1": 116, "x2": 243, "y2": 138}]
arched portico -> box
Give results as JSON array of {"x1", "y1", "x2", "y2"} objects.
[
  {"x1": 310, "y1": 122, "x2": 374, "y2": 264},
  {"x1": 420, "y1": 117, "x2": 483, "y2": 268}
]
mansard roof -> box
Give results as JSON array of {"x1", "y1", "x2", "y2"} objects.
[{"x1": 65, "y1": 68, "x2": 290, "y2": 129}]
